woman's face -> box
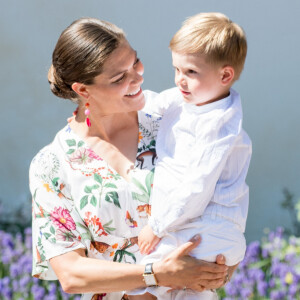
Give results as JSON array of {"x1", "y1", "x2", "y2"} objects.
[{"x1": 85, "y1": 39, "x2": 145, "y2": 115}]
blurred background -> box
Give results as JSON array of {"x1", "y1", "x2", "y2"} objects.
[{"x1": 1, "y1": 0, "x2": 300, "y2": 243}]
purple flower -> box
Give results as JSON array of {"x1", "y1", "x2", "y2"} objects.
[
  {"x1": 270, "y1": 290, "x2": 285, "y2": 300},
  {"x1": 10, "y1": 262, "x2": 22, "y2": 277},
  {"x1": 289, "y1": 283, "x2": 298, "y2": 296},
  {"x1": 12, "y1": 280, "x2": 19, "y2": 292},
  {"x1": 240, "y1": 287, "x2": 252, "y2": 298},
  {"x1": 48, "y1": 282, "x2": 57, "y2": 295},
  {"x1": 2, "y1": 276, "x2": 10, "y2": 286},
  {"x1": 1, "y1": 232, "x2": 14, "y2": 249},
  {"x1": 2, "y1": 286, "x2": 12, "y2": 299},
  {"x1": 257, "y1": 281, "x2": 268, "y2": 296},
  {"x1": 224, "y1": 282, "x2": 238, "y2": 296},
  {"x1": 31, "y1": 284, "x2": 46, "y2": 300}
]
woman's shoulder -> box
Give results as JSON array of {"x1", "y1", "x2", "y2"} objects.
[{"x1": 29, "y1": 125, "x2": 72, "y2": 176}]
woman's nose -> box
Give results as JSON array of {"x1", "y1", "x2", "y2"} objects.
[{"x1": 133, "y1": 62, "x2": 144, "y2": 84}]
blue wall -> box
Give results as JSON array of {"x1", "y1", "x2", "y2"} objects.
[{"x1": 1, "y1": 0, "x2": 300, "y2": 242}]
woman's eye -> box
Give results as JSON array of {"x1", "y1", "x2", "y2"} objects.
[{"x1": 113, "y1": 74, "x2": 126, "y2": 83}]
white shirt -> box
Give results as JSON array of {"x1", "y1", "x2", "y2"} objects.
[{"x1": 145, "y1": 87, "x2": 252, "y2": 237}]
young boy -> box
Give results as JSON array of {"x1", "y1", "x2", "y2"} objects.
[{"x1": 132, "y1": 12, "x2": 252, "y2": 299}]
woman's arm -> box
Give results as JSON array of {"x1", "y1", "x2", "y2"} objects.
[{"x1": 50, "y1": 235, "x2": 228, "y2": 294}]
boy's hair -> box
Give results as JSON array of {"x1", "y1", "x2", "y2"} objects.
[{"x1": 170, "y1": 12, "x2": 247, "y2": 80}]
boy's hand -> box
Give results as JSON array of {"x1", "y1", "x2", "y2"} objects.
[{"x1": 138, "y1": 225, "x2": 161, "y2": 255}]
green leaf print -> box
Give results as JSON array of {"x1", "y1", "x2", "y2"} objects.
[
  {"x1": 50, "y1": 238, "x2": 56, "y2": 243},
  {"x1": 104, "y1": 183, "x2": 117, "y2": 188},
  {"x1": 105, "y1": 194, "x2": 112, "y2": 203},
  {"x1": 105, "y1": 191, "x2": 121, "y2": 208},
  {"x1": 84, "y1": 186, "x2": 92, "y2": 193},
  {"x1": 94, "y1": 173, "x2": 103, "y2": 184},
  {"x1": 80, "y1": 195, "x2": 89, "y2": 209},
  {"x1": 75, "y1": 222, "x2": 92, "y2": 241},
  {"x1": 145, "y1": 168, "x2": 154, "y2": 195},
  {"x1": 77, "y1": 140, "x2": 84, "y2": 147},
  {"x1": 50, "y1": 226, "x2": 55, "y2": 235},
  {"x1": 132, "y1": 178, "x2": 148, "y2": 195},
  {"x1": 66, "y1": 149, "x2": 75, "y2": 155},
  {"x1": 52, "y1": 177, "x2": 59, "y2": 187},
  {"x1": 103, "y1": 220, "x2": 116, "y2": 234},
  {"x1": 132, "y1": 192, "x2": 149, "y2": 203},
  {"x1": 131, "y1": 170, "x2": 154, "y2": 204},
  {"x1": 149, "y1": 140, "x2": 156, "y2": 147},
  {"x1": 84, "y1": 184, "x2": 100, "y2": 194},
  {"x1": 33, "y1": 189, "x2": 37, "y2": 200},
  {"x1": 91, "y1": 195, "x2": 97, "y2": 207},
  {"x1": 43, "y1": 233, "x2": 51, "y2": 239},
  {"x1": 66, "y1": 139, "x2": 76, "y2": 147},
  {"x1": 81, "y1": 233, "x2": 92, "y2": 241}
]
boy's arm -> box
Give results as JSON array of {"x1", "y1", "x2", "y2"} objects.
[
  {"x1": 143, "y1": 88, "x2": 182, "y2": 116},
  {"x1": 138, "y1": 224, "x2": 161, "y2": 255},
  {"x1": 149, "y1": 131, "x2": 252, "y2": 238}
]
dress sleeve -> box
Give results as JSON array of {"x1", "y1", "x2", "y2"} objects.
[
  {"x1": 148, "y1": 114, "x2": 252, "y2": 237},
  {"x1": 29, "y1": 147, "x2": 87, "y2": 280}
]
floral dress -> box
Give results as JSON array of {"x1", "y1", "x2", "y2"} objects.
[{"x1": 29, "y1": 101, "x2": 162, "y2": 300}]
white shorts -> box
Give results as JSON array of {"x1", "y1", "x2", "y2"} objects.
[{"x1": 130, "y1": 215, "x2": 246, "y2": 299}]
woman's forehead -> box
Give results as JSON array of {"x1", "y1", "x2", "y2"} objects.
[{"x1": 101, "y1": 40, "x2": 137, "y2": 78}]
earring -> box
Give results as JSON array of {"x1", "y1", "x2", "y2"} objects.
[{"x1": 85, "y1": 103, "x2": 91, "y2": 127}]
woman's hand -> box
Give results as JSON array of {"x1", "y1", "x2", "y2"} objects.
[
  {"x1": 153, "y1": 235, "x2": 228, "y2": 292},
  {"x1": 138, "y1": 225, "x2": 161, "y2": 255}
]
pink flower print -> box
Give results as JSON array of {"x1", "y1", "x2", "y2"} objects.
[
  {"x1": 50, "y1": 207, "x2": 76, "y2": 231},
  {"x1": 86, "y1": 148, "x2": 102, "y2": 161},
  {"x1": 69, "y1": 148, "x2": 93, "y2": 165},
  {"x1": 56, "y1": 229, "x2": 75, "y2": 242}
]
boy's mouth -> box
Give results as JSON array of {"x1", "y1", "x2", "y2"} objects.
[{"x1": 180, "y1": 89, "x2": 191, "y2": 96}]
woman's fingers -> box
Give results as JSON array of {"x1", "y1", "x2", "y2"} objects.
[{"x1": 170, "y1": 234, "x2": 202, "y2": 259}]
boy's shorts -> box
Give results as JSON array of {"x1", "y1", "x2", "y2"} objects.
[{"x1": 129, "y1": 215, "x2": 245, "y2": 299}]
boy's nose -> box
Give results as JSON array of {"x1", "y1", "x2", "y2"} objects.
[{"x1": 175, "y1": 73, "x2": 187, "y2": 87}]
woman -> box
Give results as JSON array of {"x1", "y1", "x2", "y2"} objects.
[{"x1": 29, "y1": 17, "x2": 233, "y2": 300}]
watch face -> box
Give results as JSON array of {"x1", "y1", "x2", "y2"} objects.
[{"x1": 143, "y1": 274, "x2": 157, "y2": 286}]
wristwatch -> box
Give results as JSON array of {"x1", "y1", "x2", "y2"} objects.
[{"x1": 143, "y1": 263, "x2": 158, "y2": 287}]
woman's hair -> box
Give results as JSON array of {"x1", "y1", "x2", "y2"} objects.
[
  {"x1": 48, "y1": 18, "x2": 125, "y2": 101},
  {"x1": 170, "y1": 12, "x2": 247, "y2": 80}
]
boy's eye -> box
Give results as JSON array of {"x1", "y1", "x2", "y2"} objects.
[
  {"x1": 134, "y1": 57, "x2": 140, "y2": 65},
  {"x1": 188, "y1": 69, "x2": 197, "y2": 74}
]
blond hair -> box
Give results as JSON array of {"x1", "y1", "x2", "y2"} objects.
[
  {"x1": 170, "y1": 12, "x2": 247, "y2": 80},
  {"x1": 48, "y1": 18, "x2": 125, "y2": 101}
]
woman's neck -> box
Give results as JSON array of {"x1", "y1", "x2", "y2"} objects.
[{"x1": 71, "y1": 109, "x2": 138, "y2": 142}]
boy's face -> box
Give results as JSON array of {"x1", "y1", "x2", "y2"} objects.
[{"x1": 172, "y1": 52, "x2": 230, "y2": 106}]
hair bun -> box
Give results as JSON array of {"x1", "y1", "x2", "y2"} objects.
[{"x1": 47, "y1": 64, "x2": 76, "y2": 100}]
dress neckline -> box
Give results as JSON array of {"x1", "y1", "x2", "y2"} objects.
[{"x1": 64, "y1": 111, "x2": 142, "y2": 183}]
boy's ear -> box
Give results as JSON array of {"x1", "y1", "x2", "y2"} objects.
[
  {"x1": 220, "y1": 66, "x2": 235, "y2": 86},
  {"x1": 72, "y1": 82, "x2": 90, "y2": 100}
]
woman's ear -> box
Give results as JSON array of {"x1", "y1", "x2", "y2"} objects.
[
  {"x1": 221, "y1": 66, "x2": 235, "y2": 86},
  {"x1": 72, "y1": 82, "x2": 90, "y2": 100}
]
